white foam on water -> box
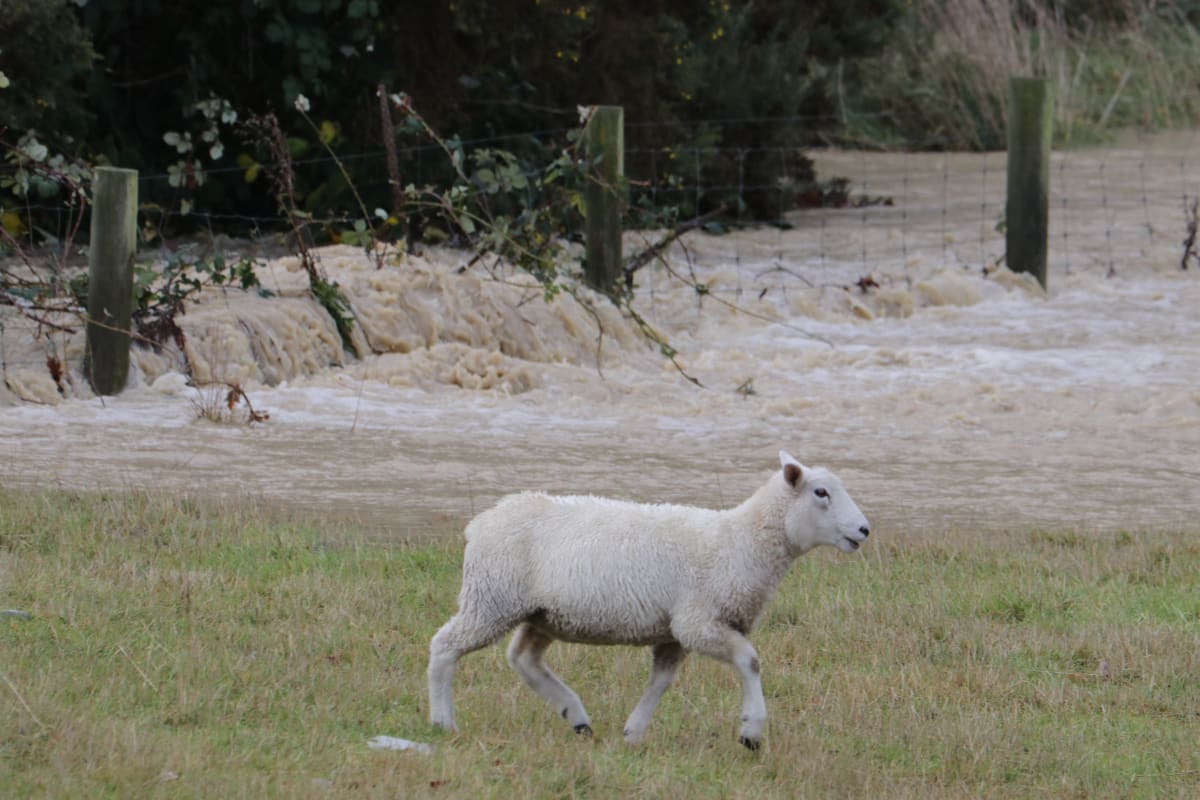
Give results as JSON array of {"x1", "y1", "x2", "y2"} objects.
[{"x1": 3, "y1": 137, "x2": 1199, "y2": 537}]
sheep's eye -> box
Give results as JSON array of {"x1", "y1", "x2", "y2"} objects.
[{"x1": 814, "y1": 488, "x2": 829, "y2": 499}]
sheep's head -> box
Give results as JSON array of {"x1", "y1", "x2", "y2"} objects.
[{"x1": 779, "y1": 450, "x2": 870, "y2": 554}]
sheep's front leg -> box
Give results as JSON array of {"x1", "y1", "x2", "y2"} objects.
[
  {"x1": 623, "y1": 642, "x2": 687, "y2": 744},
  {"x1": 506, "y1": 623, "x2": 593, "y2": 735},
  {"x1": 679, "y1": 626, "x2": 768, "y2": 750}
]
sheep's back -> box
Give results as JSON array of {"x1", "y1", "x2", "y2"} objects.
[{"x1": 463, "y1": 492, "x2": 720, "y2": 644}]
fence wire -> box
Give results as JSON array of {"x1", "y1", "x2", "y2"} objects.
[
  {"x1": 625, "y1": 131, "x2": 1200, "y2": 311},
  {"x1": 5, "y1": 125, "x2": 1200, "y2": 373}
]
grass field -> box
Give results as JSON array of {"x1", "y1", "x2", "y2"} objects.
[{"x1": 1, "y1": 489, "x2": 1197, "y2": 799}]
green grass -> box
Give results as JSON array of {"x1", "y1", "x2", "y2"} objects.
[
  {"x1": 2, "y1": 490, "x2": 1197, "y2": 798},
  {"x1": 846, "y1": 0, "x2": 1200, "y2": 150}
]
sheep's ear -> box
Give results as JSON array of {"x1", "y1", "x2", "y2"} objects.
[{"x1": 779, "y1": 450, "x2": 803, "y2": 488}]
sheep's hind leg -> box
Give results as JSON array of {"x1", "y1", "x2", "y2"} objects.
[
  {"x1": 506, "y1": 623, "x2": 592, "y2": 735},
  {"x1": 428, "y1": 612, "x2": 512, "y2": 732},
  {"x1": 623, "y1": 642, "x2": 686, "y2": 744},
  {"x1": 678, "y1": 626, "x2": 767, "y2": 750}
]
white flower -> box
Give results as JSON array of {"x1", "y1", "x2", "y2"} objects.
[
  {"x1": 196, "y1": 98, "x2": 221, "y2": 119},
  {"x1": 294, "y1": 94, "x2": 311, "y2": 113},
  {"x1": 22, "y1": 140, "x2": 48, "y2": 162},
  {"x1": 209, "y1": 142, "x2": 224, "y2": 160},
  {"x1": 163, "y1": 131, "x2": 193, "y2": 154}
]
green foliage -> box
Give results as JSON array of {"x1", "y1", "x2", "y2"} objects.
[
  {"x1": 0, "y1": 0, "x2": 96, "y2": 137},
  {"x1": 9, "y1": 0, "x2": 1200, "y2": 246},
  {"x1": 0, "y1": 135, "x2": 92, "y2": 245},
  {"x1": 397, "y1": 99, "x2": 590, "y2": 298},
  {"x1": 94, "y1": 253, "x2": 268, "y2": 349},
  {"x1": 308, "y1": 275, "x2": 355, "y2": 347},
  {"x1": 38, "y1": 0, "x2": 905, "y2": 227}
]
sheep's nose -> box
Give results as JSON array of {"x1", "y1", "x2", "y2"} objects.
[{"x1": 859, "y1": 525, "x2": 871, "y2": 538}]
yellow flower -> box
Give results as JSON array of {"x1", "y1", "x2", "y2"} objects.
[{"x1": 2, "y1": 210, "x2": 26, "y2": 238}]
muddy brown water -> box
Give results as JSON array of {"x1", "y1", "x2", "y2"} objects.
[{"x1": 2, "y1": 133, "x2": 1198, "y2": 540}]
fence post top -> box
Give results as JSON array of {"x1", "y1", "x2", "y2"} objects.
[
  {"x1": 93, "y1": 166, "x2": 139, "y2": 177},
  {"x1": 1009, "y1": 76, "x2": 1050, "y2": 93}
]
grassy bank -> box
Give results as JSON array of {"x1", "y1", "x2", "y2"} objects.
[
  {"x1": 850, "y1": 0, "x2": 1200, "y2": 149},
  {"x1": 1, "y1": 489, "x2": 1197, "y2": 798}
]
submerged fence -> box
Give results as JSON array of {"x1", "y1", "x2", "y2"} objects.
[{"x1": 5, "y1": 79, "x2": 1200, "y2": 393}]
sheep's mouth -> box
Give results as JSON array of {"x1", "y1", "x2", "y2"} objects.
[{"x1": 842, "y1": 537, "x2": 861, "y2": 551}]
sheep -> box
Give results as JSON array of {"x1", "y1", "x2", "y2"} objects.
[{"x1": 427, "y1": 450, "x2": 870, "y2": 749}]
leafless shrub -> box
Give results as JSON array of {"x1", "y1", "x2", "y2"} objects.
[{"x1": 190, "y1": 380, "x2": 269, "y2": 425}]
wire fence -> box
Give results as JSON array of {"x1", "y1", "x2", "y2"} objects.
[
  {"x1": 624, "y1": 130, "x2": 1200, "y2": 306},
  {"x1": 4, "y1": 117, "x2": 1200, "y2": 374}
]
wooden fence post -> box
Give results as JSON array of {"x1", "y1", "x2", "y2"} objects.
[
  {"x1": 1006, "y1": 77, "x2": 1052, "y2": 289},
  {"x1": 583, "y1": 105, "x2": 624, "y2": 293},
  {"x1": 85, "y1": 166, "x2": 138, "y2": 396}
]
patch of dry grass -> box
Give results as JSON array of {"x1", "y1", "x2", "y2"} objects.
[
  {"x1": 1, "y1": 490, "x2": 1197, "y2": 798},
  {"x1": 855, "y1": 0, "x2": 1200, "y2": 148}
]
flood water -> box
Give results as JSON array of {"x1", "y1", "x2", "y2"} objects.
[{"x1": 2, "y1": 133, "x2": 1198, "y2": 539}]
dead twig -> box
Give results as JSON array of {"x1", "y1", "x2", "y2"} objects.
[
  {"x1": 1181, "y1": 195, "x2": 1198, "y2": 271},
  {"x1": 623, "y1": 205, "x2": 729, "y2": 286},
  {"x1": 1, "y1": 672, "x2": 47, "y2": 734},
  {"x1": 191, "y1": 380, "x2": 270, "y2": 424},
  {"x1": 116, "y1": 645, "x2": 159, "y2": 693}
]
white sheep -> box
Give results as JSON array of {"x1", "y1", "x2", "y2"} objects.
[{"x1": 427, "y1": 451, "x2": 870, "y2": 749}]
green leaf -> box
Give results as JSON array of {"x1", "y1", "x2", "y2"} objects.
[
  {"x1": 264, "y1": 20, "x2": 289, "y2": 43},
  {"x1": 476, "y1": 168, "x2": 497, "y2": 193}
]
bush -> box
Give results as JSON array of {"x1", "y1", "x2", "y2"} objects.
[
  {"x1": 0, "y1": 0, "x2": 96, "y2": 140},
  {"x1": 60, "y1": 0, "x2": 903, "y2": 226}
]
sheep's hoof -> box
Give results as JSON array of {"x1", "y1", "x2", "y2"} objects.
[
  {"x1": 738, "y1": 735, "x2": 761, "y2": 752},
  {"x1": 573, "y1": 723, "x2": 594, "y2": 737}
]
